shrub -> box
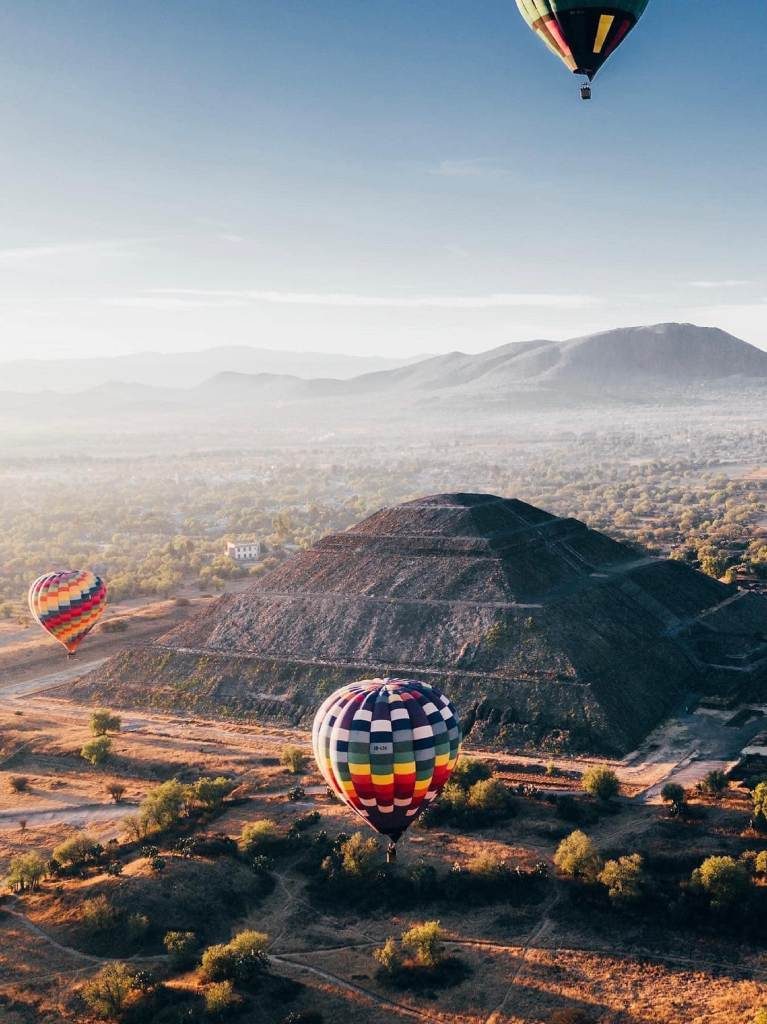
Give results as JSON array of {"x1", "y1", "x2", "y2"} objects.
[
  {"x1": 107, "y1": 782, "x2": 126, "y2": 804},
  {"x1": 53, "y1": 832, "x2": 102, "y2": 869},
  {"x1": 140, "y1": 779, "x2": 187, "y2": 829},
  {"x1": 554, "y1": 831, "x2": 602, "y2": 882},
  {"x1": 240, "y1": 819, "x2": 280, "y2": 855},
  {"x1": 581, "y1": 766, "x2": 619, "y2": 802},
  {"x1": 339, "y1": 832, "x2": 380, "y2": 877},
  {"x1": 6, "y1": 853, "x2": 46, "y2": 892},
  {"x1": 164, "y1": 930, "x2": 198, "y2": 968},
  {"x1": 81, "y1": 736, "x2": 112, "y2": 766},
  {"x1": 287, "y1": 784, "x2": 306, "y2": 802},
  {"x1": 691, "y1": 855, "x2": 751, "y2": 912},
  {"x1": 90, "y1": 709, "x2": 122, "y2": 736},
  {"x1": 598, "y1": 854, "x2": 645, "y2": 906},
  {"x1": 281, "y1": 746, "x2": 307, "y2": 774},
  {"x1": 756, "y1": 851, "x2": 767, "y2": 875},
  {"x1": 451, "y1": 758, "x2": 492, "y2": 790},
  {"x1": 193, "y1": 776, "x2": 234, "y2": 811},
  {"x1": 9, "y1": 775, "x2": 29, "y2": 793},
  {"x1": 753, "y1": 1009, "x2": 767, "y2": 1024},
  {"x1": 199, "y1": 930, "x2": 269, "y2": 984},
  {"x1": 81, "y1": 895, "x2": 119, "y2": 934},
  {"x1": 373, "y1": 937, "x2": 401, "y2": 974},
  {"x1": 81, "y1": 962, "x2": 134, "y2": 1020},
  {"x1": 204, "y1": 980, "x2": 239, "y2": 1018},
  {"x1": 401, "y1": 921, "x2": 445, "y2": 968},
  {"x1": 698, "y1": 769, "x2": 728, "y2": 800},
  {"x1": 753, "y1": 781, "x2": 767, "y2": 824},
  {"x1": 106, "y1": 861, "x2": 123, "y2": 877},
  {"x1": 466, "y1": 778, "x2": 515, "y2": 817},
  {"x1": 660, "y1": 783, "x2": 686, "y2": 814}
]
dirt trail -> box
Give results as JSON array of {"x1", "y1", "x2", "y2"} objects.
[{"x1": 0, "y1": 801, "x2": 131, "y2": 831}]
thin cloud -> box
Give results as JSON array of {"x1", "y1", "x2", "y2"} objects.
[
  {"x1": 153, "y1": 288, "x2": 602, "y2": 310},
  {"x1": 688, "y1": 279, "x2": 752, "y2": 289},
  {"x1": 0, "y1": 239, "x2": 148, "y2": 264}
]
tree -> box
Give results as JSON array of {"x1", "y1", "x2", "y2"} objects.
[
  {"x1": 753, "y1": 781, "x2": 767, "y2": 825},
  {"x1": 281, "y1": 746, "x2": 307, "y2": 775},
  {"x1": 401, "y1": 921, "x2": 445, "y2": 968},
  {"x1": 660, "y1": 783, "x2": 686, "y2": 815},
  {"x1": 81, "y1": 962, "x2": 134, "y2": 1019},
  {"x1": 7, "y1": 853, "x2": 46, "y2": 892},
  {"x1": 164, "y1": 930, "x2": 198, "y2": 968},
  {"x1": 581, "y1": 766, "x2": 620, "y2": 803},
  {"x1": 204, "y1": 980, "x2": 239, "y2": 1018},
  {"x1": 9, "y1": 775, "x2": 29, "y2": 793},
  {"x1": 107, "y1": 783, "x2": 126, "y2": 804},
  {"x1": 53, "y1": 833, "x2": 102, "y2": 869},
  {"x1": 691, "y1": 855, "x2": 751, "y2": 912},
  {"x1": 373, "y1": 937, "x2": 401, "y2": 974},
  {"x1": 466, "y1": 778, "x2": 514, "y2": 817},
  {"x1": 140, "y1": 779, "x2": 187, "y2": 830},
  {"x1": 698, "y1": 769, "x2": 728, "y2": 801},
  {"x1": 81, "y1": 736, "x2": 112, "y2": 766},
  {"x1": 192, "y1": 776, "x2": 234, "y2": 811},
  {"x1": 339, "y1": 832, "x2": 379, "y2": 877},
  {"x1": 240, "y1": 819, "x2": 280, "y2": 855},
  {"x1": 598, "y1": 854, "x2": 645, "y2": 906},
  {"x1": 451, "y1": 758, "x2": 492, "y2": 789},
  {"x1": 90, "y1": 709, "x2": 122, "y2": 736},
  {"x1": 200, "y1": 930, "x2": 269, "y2": 984},
  {"x1": 554, "y1": 830, "x2": 602, "y2": 883}
]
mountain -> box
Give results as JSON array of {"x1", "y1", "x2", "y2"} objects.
[
  {"x1": 70, "y1": 492, "x2": 767, "y2": 755},
  {"x1": 336, "y1": 323, "x2": 767, "y2": 398},
  {"x1": 0, "y1": 344, "x2": 425, "y2": 394}
]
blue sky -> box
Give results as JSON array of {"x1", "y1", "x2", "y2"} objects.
[{"x1": 0, "y1": 0, "x2": 765, "y2": 360}]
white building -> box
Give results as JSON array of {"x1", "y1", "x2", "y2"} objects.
[{"x1": 226, "y1": 540, "x2": 262, "y2": 563}]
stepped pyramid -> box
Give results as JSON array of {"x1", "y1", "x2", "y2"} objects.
[{"x1": 73, "y1": 493, "x2": 767, "y2": 754}]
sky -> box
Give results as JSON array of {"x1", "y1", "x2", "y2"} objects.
[{"x1": 0, "y1": 0, "x2": 766, "y2": 362}]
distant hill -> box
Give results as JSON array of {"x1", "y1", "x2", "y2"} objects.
[
  {"x1": 0, "y1": 344, "x2": 425, "y2": 393},
  {"x1": 2, "y1": 324, "x2": 765, "y2": 425},
  {"x1": 71, "y1": 492, "x2": 767, "y2": 754},
  {"x1": 337, "y1": 323, "x2": 767, "y2": 398}
]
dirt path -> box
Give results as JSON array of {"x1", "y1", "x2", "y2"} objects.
[{"x1": 0, "y1": 801, "x2": 131, "y2": 831}]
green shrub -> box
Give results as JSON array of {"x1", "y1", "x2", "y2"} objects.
[
  {"x1": 9, "y1": 775, "x2": 29, "y2": 793},
  {"x1": 450, "y1": 758, "x2": 492, "y2": 790},
  {"x1": 753, "y1": 781, "x2": 767, "y2": 824},
  {"x1": 6, "y1": 853, "x2": 46, "y2": 892},
  {"x1": 339, "y1": 832, "x2": 380, "y2": 877},
  {"x1": 554, "y1": 830, "x2": 602, "y2": 882},
  {"x1": 81, "y1": 962, "x2": 134, "y2": 1020},
  {"x1": 753, "y1": 1009, "x2": 767, "y2": 1024},
  {"x1": 90, "y1": 709, "x2": 122, "y2": 736},
  {"x1": 204, "y1": 980, "x2": 239, "y2": 1018},
  {"x1": 140, "y1": 779, "x2": 187, "y2": 829},
  {"x1": 240, "y1": 819, "x2": 280, "y2": 855},
  {"x1": 698, "y1": 769, "x2": 728, "y2": 800},
  {"x1": 691, "y1": 855, "x2": 751, "y2": 912},
  {"x1": 598, "y1": 853, "x2": 645, "y2": 906},
  {"x1": 660, "y1": 783, "x2": 686, "y2": 814},
  {"x1": 193, "y1": 776, "x2": 234, "y2": 811},
  {"x1": 164, "y1": 930, "x2": 198, "y2": 968},
  {"x1": 373, "y1": 937, "x2": 401, "y2": 974},
  {"x1": 53, "y1": 832, "x2": 102, "y2": 868},
  {"x1": 581, "y1": 766, "x2": 619, "y2": 802},
  {"x1": 81, "y1": 736, "x2": 112, "y2": 766},
  {"x1": 199, "y1": 929, "x2": 269, "y2": 984},
  {"x1": 401, "y1": 921, "x2": 445, "y2": 968}
]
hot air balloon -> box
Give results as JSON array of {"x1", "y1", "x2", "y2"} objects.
[
  {"x1": 312, "y1": 678, "x2": 461, "y2": 857},
  {"x1": 28, "y1": 570, "x2": 108, "y2": 656},
  {"x1": 515, "y1": 1, "x2": 650, "y2": 98}
]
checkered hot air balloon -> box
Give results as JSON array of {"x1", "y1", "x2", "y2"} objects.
[
  {"x1": 312, "y1": 678, "x2": 461, "y2": 844},
  {"x1": 28, "y1": 570, "x2": 108, "y2": 656},
  {"x1": 515, "y1": 1, "x2": 650, "y2": 82}
]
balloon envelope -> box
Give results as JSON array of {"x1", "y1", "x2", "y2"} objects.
[
  {"x1": 312, "y1": 678, "x2": 461, "y2": 841},
  {"x1": 515, "y1": 1, "x2": 650, "y2": 80},
  {"x1": 28, "y1": 570, "x2": 107, "y2": 654}
]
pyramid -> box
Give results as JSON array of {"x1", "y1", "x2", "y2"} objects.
[{"x1": 73, "y1": 493, "x2": 767, "y2": 754}]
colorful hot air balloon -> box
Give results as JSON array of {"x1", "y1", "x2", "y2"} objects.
[
  {"x1": 515, "y1": 1, "x2": 650, "y2": 93},
  {"x1": 28, "y1": 570, "x2": 107, "y2": 656},
  {"x1": 312, "y1": 678, "x2": 461, "y2": 848}
]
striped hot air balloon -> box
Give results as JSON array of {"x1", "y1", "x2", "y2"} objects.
[
  {"x1": 312, "y1": 678, "x2": 461, "y2": 846},
  {"x1": 515, "y1": 1, "x2": 650, "y2": 84},
  {"x1": 28, "y1": 570, "x2": 107, "y2": 656}
]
